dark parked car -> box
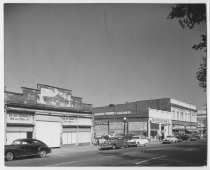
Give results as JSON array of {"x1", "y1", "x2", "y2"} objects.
[
  {"x1": 99, "y1": 136, "x2": 127, "y2": 150},
  {"x1": 5, "y1": 138, "x2": 51, "y2": 161}
]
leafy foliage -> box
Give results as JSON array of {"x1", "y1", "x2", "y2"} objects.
[
  {"x1": 196, "y1": 56, "x2": 206, "y2": 92},
  {"x1": 168, "y1": 4, "x2": 207, "y2": 92},
  {"x1": 168, "y1": 4, "x2": 206, "y2": 29}
]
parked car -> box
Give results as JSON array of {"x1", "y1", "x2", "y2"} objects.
[
  {"x1": 94, "y1": 135, "x2": 109, "y2": 145},
  {"x1": 5, "y1": 138, "x2": 51, "y2": 161},
  {"x1": 188, "y1": 134, "x2": 200, "y2": 141},
  {"x1": 99, "y1": 136, "x2": 126, "y2": 150},
  {"x1": 127, "y1": 135, "x2": 149, "y2": 147},
  {"x1": 162, "y1": 135, "x2": 179, "y2": 144}
]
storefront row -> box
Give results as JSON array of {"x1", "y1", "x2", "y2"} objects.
[
  {"x1": 94, "y1": 108, "x2": 173, "y2": 139},
  {"x1": 5, "y1": 109, "x2": 93, "y2": 148}
]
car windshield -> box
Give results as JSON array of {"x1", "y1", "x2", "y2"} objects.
[
  {"x1": 132, "y1": 137, "x2": 139, "y2": 139},
  {"x1": 166, "y1": 136, "x2": 174, "y2": 138},
  {"x1": 12, "y1": 140, "x2": 21, "y2": 145}
]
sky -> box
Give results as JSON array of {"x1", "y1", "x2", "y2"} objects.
[{"x1": 4, "y1": 3, "x2": 207, "y2": 108}]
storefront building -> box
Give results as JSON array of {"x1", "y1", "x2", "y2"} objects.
[
  {"x1": 93, "y1": 98, "x2": 197, "y2": 138},
  {"x1": 4, "y1": 84, "x2": 93, "y2": 148},
  {"x1": 197, "y1": 106, "x2": 207, "y2": 137}
]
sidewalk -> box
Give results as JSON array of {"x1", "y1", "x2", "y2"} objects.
[
  {"x1": 51, "y1": 140, "x2": 162, "y2": 154},
  {"x1": 51, "y1": 144, "x2": 98, "y2": 154}
]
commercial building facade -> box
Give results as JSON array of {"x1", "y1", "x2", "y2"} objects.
[
  {"x1": 197, "y1": 106, "x2": 207, "y2": 137},
  {"x1": 4, "y1": 84, "x2": 93, "y2": 147},
  {"x1": 93, "y1": 98, "x2": 197, "y2": 138}
]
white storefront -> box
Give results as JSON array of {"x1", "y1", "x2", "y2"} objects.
[
  {"x1": 148, "y1": 108, "x2": 172, "y2": 138},
  {"x1": 5, "y1": 84, "x2": 93, "y2": 147},
  {"x1": 6, "y1": 112, "x2": 34, "y2": 145}
]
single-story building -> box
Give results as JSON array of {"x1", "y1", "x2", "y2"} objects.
[{"x1": 4, "y1": 84, "x2": 93, "y2": 148}]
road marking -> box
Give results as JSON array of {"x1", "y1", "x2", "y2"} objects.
[
  {"x1": 46, "y1": 160, "x2": 79, "y2": 166},
  {"x1": 136, "y1": 155, "x2": 166, "y2": 165}
]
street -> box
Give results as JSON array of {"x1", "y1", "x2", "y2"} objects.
[{"x1": 5, "y1": 139, "x2": 207, "y2": 167}]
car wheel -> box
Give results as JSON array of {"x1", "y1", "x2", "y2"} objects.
[
  {"x1": 112, "y1": 145, "x2": 116, "y2": 149},
  {"x1": 137, "y1": 142, "x2": 140, "y2": 147},
  {"x1": 6, "y1": 152, "x2": 14, "y2": 161},
  {"x1": 39, "y1": 150, "x2": 47, "y2": 158},
  {"x1": 144, "y1": 143, "x2": 148, "y2": 147}
]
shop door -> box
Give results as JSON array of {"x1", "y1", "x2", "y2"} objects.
[
  {"x1": 62, "y1": 132, "x2": 77, "y2": 145},
  {"x1": 35, "y1": 121, "x2": 61, "y2": 147},
  {"x1": 6, "y1": 132, "x2": 27, "y2": 145},
  {"x1": 78, "y1": 131, "x2": 91, "y2": 144}
]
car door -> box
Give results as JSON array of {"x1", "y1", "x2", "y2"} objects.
[
  {"x1": 32, "y1": 140, "x2": 43, "y2": 154},
  {"x1": 10, "y1": 139, "x2": 27, "y2": 156},
  {"x1": 19, "y1": 140, "x2": 33, "y2": 155}
]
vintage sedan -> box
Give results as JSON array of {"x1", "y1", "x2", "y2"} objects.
[
  {"x1": 5, "y1": 138, "x2": 51, "y2": 161},
  {"x1": 162, "y1": 135, "x2": 179, "y2": 144},
  {"x1": 127, "y1": 135, "x2": 149, "y2": 147},
  {"x1": 99, "y1": 136, "x2": 127, "y2": 150}
]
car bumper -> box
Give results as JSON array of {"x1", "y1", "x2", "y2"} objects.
[
  {"x1": 127, "y1": 143, "x2": 137, "y2": 147},
  {"x1": 162, "y1": 140, "x2": 172, "y2": 144},
  {"x1": 99, "y1": 145, "x2": 113, "y2": 149}
]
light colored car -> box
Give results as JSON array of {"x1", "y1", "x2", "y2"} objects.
[
  {"x1": 127, "y1": 135, "x2": 149, "y2": 147},
  {"x1": 162, "y1": 135, "x2": 179, "y2": 144}
]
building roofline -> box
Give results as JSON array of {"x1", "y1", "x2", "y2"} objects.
[
  {"x1": 4, "y1": 91, "x2": 23, "y2": 96},
  {"x1": 37, "y1": 84, "x2": 72, "y2": 92},
  {"x1": 5, "y1": 102, "x2": 92, "y2": 114}
]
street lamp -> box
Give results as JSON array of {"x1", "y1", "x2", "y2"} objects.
[{"x1": 123, "y1": 117, "x2": 127, "y2": 146}]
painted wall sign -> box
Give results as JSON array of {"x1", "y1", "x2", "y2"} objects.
[
  {"x1": 95, "y1": 121, "x2": 108, "y2": 125},
  {"x1": 7, "y1": 113, "x2": 34, "y2": 124},
  {"x1": 151, "y1": 117, "x2": 170, "y2": 124},
  {"x1": 116, "y1": 111, "x2": 131, "y2": 115},
  {"x1": 38, "y1": 87, "x2": 73, "y2": 107},
  {"x1": 62, "y1": 117, "x2": 77, "y2": 125},
  {"x1": 77, "y1": 118, "x2": 92, "y2": 126}
]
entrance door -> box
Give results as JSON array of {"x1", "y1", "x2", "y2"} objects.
[
  {"x1": 35, "y1": 121, "x2": 61, "y2": 147},
  {"x1": 62, "y1": 132, "x2": 77, "y2": 145}
]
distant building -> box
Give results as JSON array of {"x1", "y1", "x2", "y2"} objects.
[
  {"x1": 197, "y1": 106, "x2": 207, "y2": 137},
  {"x1": 4, "y1": 84, "x2": 93, "y2": 147},
  {"x1": 93, "y1": 98, "x2": 197, "y2": 138}
]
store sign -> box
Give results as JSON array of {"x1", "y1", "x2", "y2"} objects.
[
  {"x1": 38, "y1": 87, "x2": 73, "y2": 108},
  {"x1": 116, "y1": 111, "x2": 131, "y2": 115},
  {"x1": 105, "y1": 112, "x2": 115, "y2": 115},
  {"x1": 7, "y1": 113, "x2": 34, "y2": 124},
  {"x1": 95, "y1": 121, "x2": 108, "y2": 125},
  {"x1": 151, "y1": 117, "x2": 169, "y2": 124},
  {"x1": 77, "y1": 118, "x2": 92, "y2": 126},
  {"x1": 62, "y1": 117, "x2": 77, "y2": 125}
]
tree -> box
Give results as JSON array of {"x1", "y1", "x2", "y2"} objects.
[{"x1": 168, "y1": 4, "x2": 207, "y2": 92}]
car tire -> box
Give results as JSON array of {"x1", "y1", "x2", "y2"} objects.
[
  {"x1": 39, "y1": 150, "x2": 47, "y2": 158},
  {"x1": 5, "y1": 152, "x2": 14, "y2": 161},
  {"x1": 144, "y1": 143, "x2": 148, "y2": 147},
  {"x1": 112, "y1": 145, "x2": 116, "y2": 150}
]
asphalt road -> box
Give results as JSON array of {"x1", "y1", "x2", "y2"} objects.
[{"x1": 5, "y1": 139, "x2": 207, "y2": 167}]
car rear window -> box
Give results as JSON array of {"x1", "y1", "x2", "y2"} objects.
[{"x1": 12, "y1": 140, "x2": 21, "y2": 145}]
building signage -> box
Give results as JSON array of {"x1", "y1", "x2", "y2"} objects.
[
  {"x1": 94, "y1": 113, "x2": 105, "y2": 116},
  {"x1": 116, "y1": 111, "x2": 131, "y2": 115},
  {"x1": 95, "y1": 121, "x2": 108, "y2": 125},
  {"x1": 7, "y1": 113, "x2": 34, "y2": 124},
  {"x1": 38, "y1": 87, "x2": 73, "y2": 108},
  {"x1": 62, "y1": 117, "x2": 77, "y2": 125},
  {"x1": 105, "y1": 112, "x2": 115, "y2": 115},
  {"x1": 151, "y1": 117, "x2": 169, "y2": 124}
]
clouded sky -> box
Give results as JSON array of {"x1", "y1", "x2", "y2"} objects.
[{"x1": 4, "y1": 3, "x2": 207, "y2": 108}]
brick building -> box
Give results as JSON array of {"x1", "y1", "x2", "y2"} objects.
[
  {"x1": 4, "y1": 84, "x2": 93, "y2": 147},
  {"x1": 93, "y1": 98, "x2": 197, "y2": 138}
]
